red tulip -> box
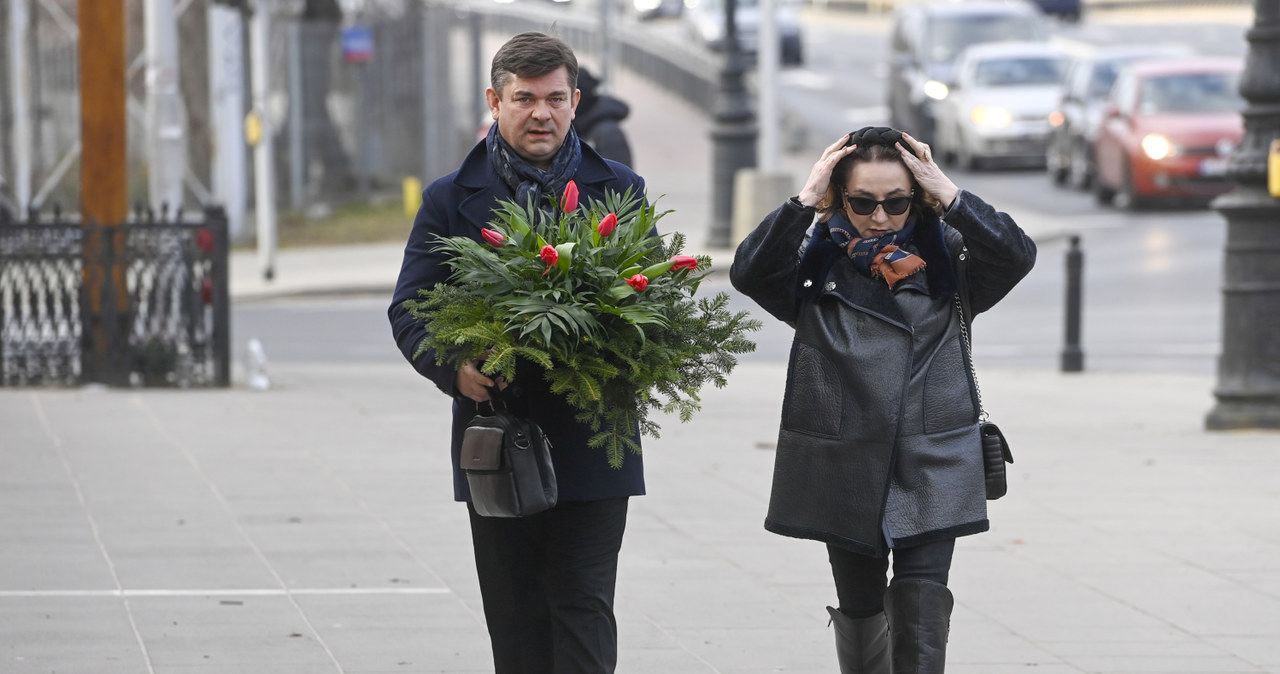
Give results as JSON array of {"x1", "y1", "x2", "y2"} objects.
[
  {"x1": 560, "y1": 180, "x2": 579, "y2": 213},
  {"x1": 540, "y1": 245, "x2": 558, "y2": 275},
  {"x1": 597, "y1": 213, "x2": 618, "y2": 237},
  {"x1": 626, "y1": 274, "x2": 648, "y2": 292},
  {"x1": 481, "y1": 228, "x2": 505, "y2": 246},
  {"x1": 670, "y1": 255, "x2": 698, "y2": 271},
  {"x1": 195, "y1": 228, "x2": 214, "y2": 253}
]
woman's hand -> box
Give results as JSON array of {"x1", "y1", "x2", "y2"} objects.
[
  {"x1": 897, "y1": 132, "x2": 959, "y2": 210},
  {"x1": 797, "y1": 134, "x2": 858, "y2": 207}
]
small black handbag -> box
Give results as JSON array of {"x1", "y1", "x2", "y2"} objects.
[
  {"x1": 979, "y1": 421, "x2": 1014, "y2": 500},
  {"x1": 459, "y1": 388, "x2": 558, "y2": 518}
]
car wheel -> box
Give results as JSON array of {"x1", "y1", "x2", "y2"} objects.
[
  {"x1": 1118, "y1": 158, "x2": 1146, "y2": 211},
  {"x1": 1093, "y1": 168, "x2": 1116, "y2": 205},
  {"x1": 936, "y1": 123, "x2": 956, "y2": 166},
  {"x1": 957, "y1": 134, "x2": 979, "y2": 172},
  {"x1": 782, "y1": 40, "x2": 803, "y2": 66},
  {"x1": 1068, "y1": 139, "x2": 1093, "y2": 191},
  {"x1": 1047, "y1": 135, "x2": 1067, "y2": 185},
  {"x1": 941, "y1": 143, "x2": 958, "y2": 167},
  {"x1": 1050, "y1": 151, "x2": 1069, "y2": 185}
]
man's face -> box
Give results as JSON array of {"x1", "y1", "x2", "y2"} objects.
[{"x1": 486, "y1": 66, "x2": 580, "y2": 169}]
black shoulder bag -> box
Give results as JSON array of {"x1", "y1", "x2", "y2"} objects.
[
  {"x1": 459, "y1": 387, "x2": 558, "y2": 517},
  {"x1": 956, "y1": 247, "x2": 1015, "y2": 500}
]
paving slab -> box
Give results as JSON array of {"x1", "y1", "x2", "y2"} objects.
[{"x1": 6, "y1": 362, "x2": 1279, "y2": 672}]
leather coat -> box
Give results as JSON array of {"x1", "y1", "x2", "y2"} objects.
[
  {"x1": 730, "y1": 191, "x2": 1035, "y2": 556},
  {"x1": 388, "y1": 139, "x2": 648, "y2": 503}
]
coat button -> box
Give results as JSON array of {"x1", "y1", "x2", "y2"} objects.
[
  {"x1": 803, "y1": 279, "x2": 813, "y2": 287},
  {"x1": 825, "y1": 281, "x2": 836, "y2": 292}
]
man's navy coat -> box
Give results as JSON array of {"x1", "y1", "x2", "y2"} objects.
[{"x1": 389, "y1": 139, "x2": 647, "y2": 502}]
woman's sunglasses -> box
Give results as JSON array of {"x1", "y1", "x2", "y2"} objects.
[{"x1": 844, "y1": 193, "x2": 913, "y2": 216}]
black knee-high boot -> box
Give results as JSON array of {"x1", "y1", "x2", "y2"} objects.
[
  {"x1": 827, "y1": 607, "x2": 890, "y2": 674},
  {"x1": 883, "y1": 579, "x2": 953, "y2": 673}
]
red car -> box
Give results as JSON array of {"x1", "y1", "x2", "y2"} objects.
[{"x1": 1093, "y1": 58, "x2": 1244, "y2": 208}]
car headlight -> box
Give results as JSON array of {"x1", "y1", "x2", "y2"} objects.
[
  {"x1": 923, "y1": 80, "x2": 949, "y2": 101},
  {"x1": 970, "y1": 106, "x2": 1012, "y2": 128},
  {"x1": 1141, "y1": 134, "x2": 1176, "y2": 160}
]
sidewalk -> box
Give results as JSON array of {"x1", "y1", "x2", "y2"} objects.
[
  {"x1": 3, "y1": 363, "x2": 1278, "y2": 672},
  {"x1": 7, "y1": 20, "x2": 1279, "y2": 674}
]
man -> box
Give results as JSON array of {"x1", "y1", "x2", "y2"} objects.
[
  {"x1": 388, "y1": 32, "x2": 646, "y2": 673},
  {"x1": 573, "y1": 66, "x2": 634, "y2": 168}
]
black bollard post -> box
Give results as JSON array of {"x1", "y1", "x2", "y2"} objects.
[{"x1": 1061, "y1": 235, "x2": 1084, "y2": 372}]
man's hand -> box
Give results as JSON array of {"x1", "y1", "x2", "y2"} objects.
[{"x1": 456, "y1": 361, "x2": 504, "y2": 402}]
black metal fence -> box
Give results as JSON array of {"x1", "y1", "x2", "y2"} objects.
[{"x1": 0, "y1": 206, "x2": 230, "y2": 388}]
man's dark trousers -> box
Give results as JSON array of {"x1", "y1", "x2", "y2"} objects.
[{"x1": 468, "y1": 497, "x2": 630, "y2": 673}]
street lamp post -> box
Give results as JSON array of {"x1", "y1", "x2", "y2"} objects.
[
  {"x1": 707, "y1": 0, "x2": 757, "y2": 249},
  {"x1": 1206, "y1": 0, "x2": 1280, "y2": 430}
]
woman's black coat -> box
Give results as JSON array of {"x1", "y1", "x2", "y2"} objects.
[{"x1": 730, "y1": 191, "x2": 1035, "y2": 556}]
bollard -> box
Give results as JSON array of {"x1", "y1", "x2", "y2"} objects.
[
  {"x1": 1061, "y1": 235, "x2": 1085, "y2": 372},
  {"x1": 403, "y1": 177, "x2": 422, "y2": 217}
]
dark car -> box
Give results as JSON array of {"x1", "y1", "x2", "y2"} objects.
[
  {"x1": 682, "y1": 0, "x2": 804, "y2": 66},
  {"x1": 886, "y1": 1, "x2": 1050, "y2": 144},
  {"x1": 1029, "y1": 0, "x2": 1081, "y2": 21},
  {"x1": 1047, "y1": 44, "x2": 1195, "y2": 189},
  {"x1": 1093, "y1": 57, "x2": 1244, "y2": 209}
]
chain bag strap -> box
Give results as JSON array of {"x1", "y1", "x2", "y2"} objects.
[{"x1": 955, "y1": 247, "x2": 1014, "y2": 500}]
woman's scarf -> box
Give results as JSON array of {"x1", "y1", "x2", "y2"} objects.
[
  {"x1": 487, "y1": 122, "x2": 583, "y2": 214},
  {"x1": 827, "y1": 210, "x2": 927, "y2": 289}
]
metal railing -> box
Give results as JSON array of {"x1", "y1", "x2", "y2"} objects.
[{"x1": 0, "y1": 205, "x2": 230, "y2": 388}]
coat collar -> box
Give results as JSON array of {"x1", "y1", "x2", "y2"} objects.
[
  {"x1": 454, "y1": 139, "x2": 619, "y2": 231},
  {"x1": 827, "y1": 261, "x2": 910, "y2": 330},
  {"x1": 796, "y1": 208, "x2": 955, "y2": 331}
]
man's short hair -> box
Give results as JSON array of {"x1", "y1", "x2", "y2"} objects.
[{"x1": 490, "y1": 32, "x2": 579, "y2": 96}]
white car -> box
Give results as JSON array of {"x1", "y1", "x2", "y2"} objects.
[{"x1": 934, "y1": 42, "x2": 1069, "y2": 170}]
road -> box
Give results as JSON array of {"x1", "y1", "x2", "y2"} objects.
[{"x1": 234, "y1": 6, "x2": 1250, "y2": 377}]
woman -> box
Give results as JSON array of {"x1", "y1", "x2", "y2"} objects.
[{"x1": 730, "y1": 126, "x2": 1035, "y2": 673}]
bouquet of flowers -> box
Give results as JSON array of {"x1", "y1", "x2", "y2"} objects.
[{"x1": 403, "y1": 181, "x2": 760, "y2": 469}]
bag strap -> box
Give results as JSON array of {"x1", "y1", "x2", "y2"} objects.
[
  {"x1": 954, "y1": 245, "x2": 989, "y2": 423},
  {"x1": 478, "y1": 385, "x2": 506, "y2": 415}
]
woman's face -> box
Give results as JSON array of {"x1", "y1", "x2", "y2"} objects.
[{"x1": 841, "y1": 159, "x2": 913, "y2": 239}]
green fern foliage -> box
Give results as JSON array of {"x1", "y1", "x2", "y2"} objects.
[{"x1": 403, "y1": 183, "x2": 761, "y2": 469}]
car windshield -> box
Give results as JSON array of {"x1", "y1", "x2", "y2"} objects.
[
  {"x1": 1139, "y1": 72, "x2": 1243, "y2": 114},
  {"x1": 1089, "y1": 61, "x2": 1128, "y2": 99},
  {"x1": 972, "y1": 57, "x2": 1065, "y2": 87},
  {"x1": 1088, "y1": 56, "x2": 1161, "y2": 99},
  {"x1": 927, "y1": 15, "x2": 1045, "y2": 64}
]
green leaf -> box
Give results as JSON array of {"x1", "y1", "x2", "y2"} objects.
[
  {"x1": 555, "y1": 242, "x2": 575, "y2": 272},
  {"x1": 605, "y1": 284, "x2": 635, "y2": 302},
  {"x1": 638, "y1": 259, "x2": 676, "y2": 279}
]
